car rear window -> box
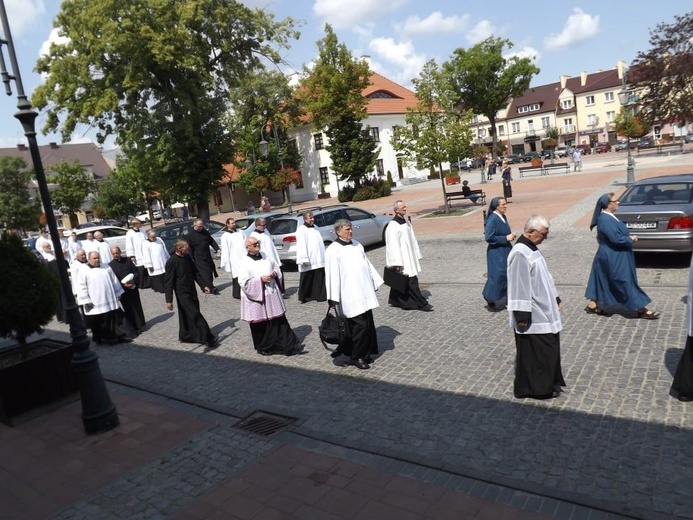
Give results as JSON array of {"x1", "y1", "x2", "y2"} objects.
[
  {"x1": 235, "y1": 218, "x2": 254, "y2": 230},
  {"x1": 621, "y1": 183, "x2": 693, "y2": 204},
  {"x1": 269, "y1": 219, "x2": 298, "y2": 235}
]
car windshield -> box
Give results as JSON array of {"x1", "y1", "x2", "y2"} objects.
[
  {"x1": 620, "y1": 182, "x2": 693, "y2": 205},
  {"x1": 269, "y1": 219, "x2": 298, "y2": 235}
]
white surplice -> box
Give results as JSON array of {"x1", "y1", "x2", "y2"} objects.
[
  {"x1": 76, "y1": 265, "x2": 124, "y2": 316},
  {"x1": 142, "y1": 237, "x2": 170, "y2": 276},
  {"x1": 251, "y1": 229, "x2": 280, "y2": 266},
  {"x1": 295, "y1": 224, "x2": 325, "y2": 273},
  {"x1": 220, "y1": 230, "x2": 247, "y2": 277},
  {"x1": 125, "y1": 228, "x2": 148, "y2": 266},
  {"x1": 385, "y1": 218, "x2": 422, "y2": 276},
  {"x1": 325, "y1": 239, "x2": 383, "y2": 319},
  {"x1": 95, "y1": 240, "x2": 113, "y2": 264}
]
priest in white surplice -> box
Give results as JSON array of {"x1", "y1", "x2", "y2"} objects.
[
  {"x1": 94, "y1": 231, "x2": 113, "y2": 264},
  {"x1": 125, "y1": 218, "x2": 150, "y2": 289},
  {"x1": 67, "y1": 231, "x2": 82, "y2": 264},
  {"x1": 507, "y1": 214, "x2": 565, "y2": 400},
  {"x1": 325, "y1": 219, "x2": 383, "y2": 370},
  {"x1": 238, "y1": 236, "x2": 304, "y2": 356},
  {"x1": 76, "y1": 251, "x2": 131, "y2": 345},
  {"x1": 250, "y1": 217, "x2": 281, "y2": 267},
  {"x1": 142, "y1": 230, "x2": 170, "y2": 293},
  {"x1": 296, "y1": 210, "x2": 327, "y2": 303},
  {"x1": 385, "y1": 200, "x2": 432, "y2": 311},
  {"x1": 81, "y1": 232, "x2": 99, "y2": 255},
  {"x1": 219, "y1": 217, "x2": 246, "y2": 299}
]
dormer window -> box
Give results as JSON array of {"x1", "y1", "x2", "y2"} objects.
[{"x1": 517, "y1": 103, "x2": 540, "y2": 114}]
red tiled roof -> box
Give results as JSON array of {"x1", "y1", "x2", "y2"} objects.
[
  {"x1": 363, "y1": 72, "x2": 419, "y2": 115},
  {"x1": 507, "y1": 82, "x2": 562, "y2": 117},
  {"x1": 565, "y1": 69, "x2": 622, "y2": 94},
  {"x1": 0, "y1": 142, "x2": 112, "y2": 180}
]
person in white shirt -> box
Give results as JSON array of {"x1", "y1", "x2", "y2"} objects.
[
  {"x1": 295, "y1": 210, "x2": 326, "y2": 303},
  {"x1": 82, "y1": 231, "x2": 99, "y2": 255},
  {"x1": 142, "y1": 230, "x2": 170, "y2": 293},
  {"x1": 325, "y1": 219, "x2": 383, "y2": 370},
  {"x1": 507, "y1": 214, "x2": 565, "y2": 399},
  {"x1": 35, "y1": 229, "x2": 50, "y2": 253},
  {"x1": 219, "y1": 217, "x2": 247, "y2": 299},
  {"x1": 67, "y1": 231, "x2": 82, "y2": 263},
  {"x1": 125, "y1": 218, "x2": 150, "y2": 289},
  {"x1": 76, "y1": 251, "x2": 131, "y2": 345},
  {"x1": 94, "y1": 231, "x2": 113, "y2": 264}
]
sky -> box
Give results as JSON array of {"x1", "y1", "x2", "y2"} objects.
[{"x1": 0, "y1": 0, "x2": 687, "y2": 152}]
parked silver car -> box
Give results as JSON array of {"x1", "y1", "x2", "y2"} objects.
[
  {"x1": 268, "y1": 205, "x2": 392, "y2": 263},
  {"x1": 234, "y1": 211, "x2": 289, "y2": 237},
  {"x1": 615, "y1": 174, "x2": 693, "y2": 253},
  {"x1": 155, "y1": 219, "x2": 225, "y2": 254}
]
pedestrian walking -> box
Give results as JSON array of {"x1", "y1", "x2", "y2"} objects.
[
  {"x1": 572, "y1": 148, "x2": 582, "y2": 171},
  {"x1": 125, "y1": 218, "x2": 150, "y2": 289},
  {"x1": 186, "y1": 218, "x2": 220, "y2": 295},
  {"x1": 295, "y1": 210, "x2": 327, "y2": 303},
  {"x1": 142, "y1": 230, "x2": 170, "y2": 294},
  {"x1": 501, "y1": 161, "x2": 513, "y2": 201},
  {"x1": 507, "y1": 215, "x2": 565, "y2": 399},
  {"x1": 482, "y1": 197, "x2": 516, "y2": 310},
  {"x1": 219, "y1": 217, "x2": 246, "y2": 300},
  {"x1": 109, "y1": 246, "x2": 146, "y2": 336},
  {"x1": 585, "y1": 193, "x2": 660, "y2": 319},
  {"x1": 385, "y1": 200, "x2": 431, "y2": 311}
]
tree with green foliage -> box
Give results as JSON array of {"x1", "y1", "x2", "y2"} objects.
[
  {"x1": 49, "y1": 161, "x2": 96, "y2": 228},
  {"x1": 630, "y1": 12, "x2": 693, "y2": 126},
  {"x1": 0, "y1": 157, "x2": 40, "y2": 233},
  {"x1": 443, "y1": 37, "x2": 539, "y2": 158},
  {"x1": 299, "y1": 24, "x2": 378, "y2": 188},
  {"x1": 32, "y1": 0, "x2": 299, "y2": 218},
  {"x1": 228, "y1": 69, "x2": 302, "y2": 203},
  {"x1": 392, "y1": 59, "x2": 473, "y2": 213},
  {"x1": 543, "y1": 126, "x2": 560, "y2": 164},
  {"x1": 0, "y1": 233, "x2": 59, "y2": 353},
  {"x1": 92, "y1": 162, "x2": 144, "y2": 222},
  {"x1": 613, "y1": 108, "x2": 651, "y2": 139}
]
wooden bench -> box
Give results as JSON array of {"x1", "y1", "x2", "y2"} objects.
[
  {"x1": 446, "y1": 189, "x2": 486, "y2": 206},
  {"x1": 518, "y1": 165, "x2": 545, "y2": 178},
  {"x1": 656, "y1": 143, "x2": 684, "y2": 155},
  {"x1": 542, "y1": 162, "x2": 570, "y2": 174}
]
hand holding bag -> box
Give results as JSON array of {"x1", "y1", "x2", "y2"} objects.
[
  {"x1": 382, "y1": 266, "x2": 408, "y2": 293},
  {"x1": 318, "y1": 303, "x2": 347, "y2": 352}
]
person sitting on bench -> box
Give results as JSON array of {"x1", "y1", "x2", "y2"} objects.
[{"x1": 462, "y1": 180, "x2": 481, "y2": 203}]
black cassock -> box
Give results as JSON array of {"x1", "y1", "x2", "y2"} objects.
[
  {"x1": 672, "y1": 336, "x2": 693, "y2": 400},
  {"x1": 109, "y1": 257, "x2": 146, "y2": 335},
  {"x1": 165, "y1": 254, "x2": 214, "y2": 344},
  {"x1": 186, "y1": 228, "x2": 219, "y2": 292},
  {"x1": 298, "y1": 268, "x2": 327, "y2": 303}
]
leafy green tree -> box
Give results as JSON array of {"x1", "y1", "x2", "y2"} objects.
[
  {"x1": 0, "y1": 233, "x2": 59, "y2": 354},
  {"x1": 614, "y1": 108, "x2": 651, "y2": 139},
  {"x1": 392, "y1": 59, "x2": 473, "y2": 212},
  {"x1": 228, "y1": 69, "x2": 302, "y2": 203},
  {"x1": 92, "y1": 163, "x2": 143, "y2": 221},
  {"x1": 299, "y1": 24, "x2": 378, "y2": 188},
  {"x1": 32, "y1": 0, "x2": 299, "y2": 218},
  {"x1": 543, "y1": 126, "x2": 560, "y2": 164},
  {"x1": 630, "y1": 12, "x2": 693, "y2": 125},
  {"x1": 0, "y1": 157, "x2": 40, "y2": 233},
  {"x1": 443, "y1": 37, "x2": 539, "y2": 158},
  {"x1": 49, "y1": 161, "x2": 96, "y2": 228}
]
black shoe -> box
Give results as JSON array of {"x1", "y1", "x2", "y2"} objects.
[
  {"x1": 351, "y1": 358, "x2": 370, "y2": 370},
  {"x1": 258, "y1": 350, "x2": 274, "y2": 356},
  {"x1": 207, "y1": 336, "x2": 219, "y2": 349},
  {"x1": 420, "y1": 304, "x2": 433, "y2": 312},
  {"x1": 485, "y1": 299, "x2": 496, "y2": 308},
  {"x1": 678, "y1": 394, "x2": 693, "y2": 402}
]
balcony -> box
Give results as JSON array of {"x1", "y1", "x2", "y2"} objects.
[{"x1": 562, "y1": 125, "x2": 575, "y2": 134}]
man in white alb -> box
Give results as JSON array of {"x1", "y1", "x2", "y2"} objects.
[
  {"x1": 125, "y1": 218, "x2": 150, "y2": 289},
  {"x1": 295, "y1": 210, "x2": 326, "y2": 303},
  {"x1": 142, "y1": 229, "x2": 170, "y2": 293},
  {"x1": 219, "y1": 217, "x2": 246, "y2": 299}
]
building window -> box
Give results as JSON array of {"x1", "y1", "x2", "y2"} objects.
[
  {"x1": 587, "y1": 114, "x2": 598, "y2": 126},
  {"x1": 392, "y1": 125, "x2": 399, "y2": 135},
  {"x1": 527, "y1": 120, "x2": 535, "y2": 133},
  {"x1": 319, "y1": 167, "x2": 329, "y2": 186},
  {"x1": 541, "y1": 117, "x2": 550, "y2": 128},
  {"x1": 370, "y1": 127, "x2": 380, "y2": 142},
  {"x1": 478, "y1": 128, "x2": 486, "y2": 138},
  {"x1": 511, "y1": 122, "x2": 520, "y2": 134},
  {"x1": 563, "y1": 118, "x2": 573, "y2": 133},
  {"x1": 375, "y1": 159, "x2": 384, "y2": 177},
  {"x1": 314, "y1": 133, "x2": 324, "y2": 150},
  {"x1": 606, "y1": 111, "x2": 616, "y2": 123},
  {"x1": 604, "y1": 92, "x2": 614, "y2": 102},
  {"x1": 295, "y1": 170, "x2": 304, "y2": 189},
  {"x1": 585, "y1": 95, "x2": 595, "y2": 105},
  {"x1": 562, "y1": 99, "x2": 572, "y2": 109},
  {"x1": 498, "y1": 125, "x2": 505, "y2": 136}
]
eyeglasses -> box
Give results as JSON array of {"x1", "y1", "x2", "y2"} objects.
[{"x1": 531, "y1": 229, "x2": 549, "y2": 238}]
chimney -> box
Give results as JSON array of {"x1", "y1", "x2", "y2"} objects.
[
  {"x1": 560, "y1": 75, "x2": 570, "y2": 89},
  {"x1": 616, "y1": 59, "x2": 627, "y2": 81},
  {"x1": 580, "y1": 71, "x2": 587, "y2": 86},
  {"x1": 49, "y1": 142, "x2": 59, "y2": 149},
  {"x1": 17, "y1": 143, "x2": 27, "y2": 151}
]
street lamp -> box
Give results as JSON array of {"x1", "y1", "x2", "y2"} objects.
[
  {"x1": 0, "y1": 2, "x2": 118, "y2": 433},
  {"x1": 618, "y1": 73, "x2": 636, "y2": 185},
  {"x1": 476, "y1": 117, "x2": 486, "y2": 184},
  {"x1": 259, "y1": 122, "x2": 292, "y2": 213}
]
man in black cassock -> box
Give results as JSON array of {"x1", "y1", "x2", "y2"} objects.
[
  {"x1": 165, "y1": 240, "x2": 218, "y2": 349},
  {"x1": 109, "y1": 246, "x2": 146, "y2": 336},
  {"x1": 186, "y1": 218, "x2": 220, "y2": 294}
]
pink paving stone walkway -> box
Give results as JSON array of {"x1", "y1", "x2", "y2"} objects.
[{"x1": 174, "y1": 444, "x2": 552, "y2": 520}]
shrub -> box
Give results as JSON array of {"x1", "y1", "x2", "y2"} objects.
[
  {"x1": 338, "y1": 185, "x2": 357, "y2": 202},
  {"x1": 352, "y1": 185, "x2": 379, "y2": 201},
  {"x1": 386, "y1": 170, "x2": 394, "y2": 187}
]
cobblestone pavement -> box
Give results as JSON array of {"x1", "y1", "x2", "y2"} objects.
[{"x1": 43, "y1": 151, "x2": 693, "y2": 519}]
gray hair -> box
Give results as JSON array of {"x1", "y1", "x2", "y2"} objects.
[
  {"x1": 254, "y1": 217, "x2": 266, "y2": 226},
  {"x1": 333, "y1": 218, "x2": 351, "y2": 233},
  {"x1": 524, "y1": 214, "x2": 550, "y2": 233},
  {"x1": 393, "y1": 200, "x2": 404, "y2": 211}
]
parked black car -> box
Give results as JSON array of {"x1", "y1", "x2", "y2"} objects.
[
  {"x1": 523, "y1": 151, "x2": 542, "y2": 162},
  {"x1": 638, "y1": 137, "x2": 655, "y2": 149},
  {"x1": 504, "y1": 154, "x2": 522, "y2": 164}
]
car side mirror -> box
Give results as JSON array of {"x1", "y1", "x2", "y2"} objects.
[{"x1": 370, "y1": 213, "x2": 376, "y2": 218}]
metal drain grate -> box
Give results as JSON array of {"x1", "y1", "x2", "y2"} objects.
[{"x1": 234, "y1": 411, "x2": 296, "y2": 437}]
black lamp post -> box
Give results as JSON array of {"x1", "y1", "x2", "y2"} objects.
[
  {"x1": 0, "y1": 2, "x2": 118, "y2": 434},
  {"x1": 618, "y1": 71, "x2": 636, "y2": 185},
  {"x1": 259, "y1": 122, "x2": 292, "y2": 213}
]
